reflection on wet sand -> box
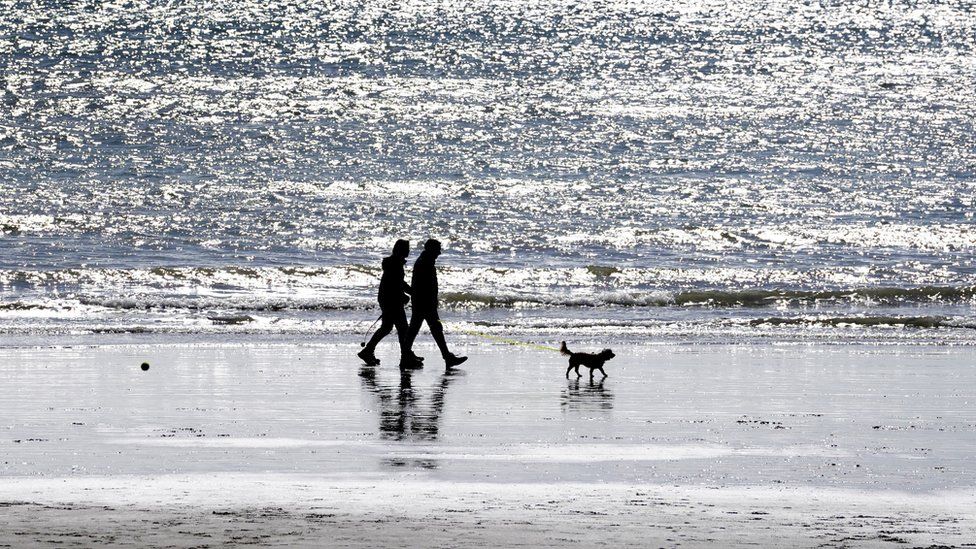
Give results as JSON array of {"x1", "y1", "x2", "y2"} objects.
[
  {"x1": 359, "y1": 366, "x2": 461, "y2": 469},
  {"x1": 561, "y1": 378, "x2": 614, "y2": 413}
]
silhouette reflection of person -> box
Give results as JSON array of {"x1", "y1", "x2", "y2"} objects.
[
  {"x1": 406, "y1": 239, "x2": 467, "y2": 369},
  {"x1": 359, "y1": 365, "x2": 459, "y2": 447},
  {"x1": 358, "y1": 239, "x2": 423, "y2": 369}
]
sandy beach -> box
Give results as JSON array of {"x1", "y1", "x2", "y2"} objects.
[
  {"x1": 5, "y1": 0, "x2": 976, "y2": 546},
  {"x1": 2, "y1": 339, "x2": 974, "y2": 547}
]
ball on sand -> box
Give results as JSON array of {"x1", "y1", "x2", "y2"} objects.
[{"x1": 141, "y1": 362, "x2": 150, "y2": 371}]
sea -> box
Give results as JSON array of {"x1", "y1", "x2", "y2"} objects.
[{"x1": 1, "y1": 0, "x2": 974, "y2": 345}]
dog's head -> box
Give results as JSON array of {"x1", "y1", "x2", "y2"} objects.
[{"x1": 599, "y1": 349, "x2": 615, "y2": 361}]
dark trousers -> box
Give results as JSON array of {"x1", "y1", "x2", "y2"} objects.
[
  {"x1": 364, "y1": 304, "x2": 410, "y2": 357},
  {"x1": 407, "y1": 307, "x2": 450, "y2": 358}
]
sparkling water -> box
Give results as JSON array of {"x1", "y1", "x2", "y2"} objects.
[{"x1": 1, "y1": 0, "x2": 974, "y2": 341}]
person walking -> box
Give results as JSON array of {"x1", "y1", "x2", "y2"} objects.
[
  {"x1": 358, "y1": 239, "x2": 423, "y2": 369},
  {"x1": 406, "y1": 239, "x2": 467, "y2": 369}
]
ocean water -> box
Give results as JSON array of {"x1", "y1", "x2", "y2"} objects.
[{"x1": 1, "y1": 0, "x2": 975, "y2": 342}]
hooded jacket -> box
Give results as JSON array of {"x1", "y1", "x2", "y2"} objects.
[{"x1": 378, "y1": 255, "x2": 411, "y2": 307}]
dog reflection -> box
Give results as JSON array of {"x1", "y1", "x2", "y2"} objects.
[{"x1": 561, "y1": 378, "x2": 614, "y2": 412}]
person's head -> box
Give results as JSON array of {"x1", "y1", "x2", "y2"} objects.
[
  {"x1": 392, "y1": 239, "x2": 410, "y2": 259},
  {"x1": 423, "y1": 238, "x2": 442, "y2": 257}
]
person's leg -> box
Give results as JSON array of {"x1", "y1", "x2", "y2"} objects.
[
  {"x1": 406, "y1": 308, "x2": 425, "y2": 349},
  {"x1": 390, "y1": 307, "x2": 411, "y2": 358},
  {"x1": 363, "y1": 317, "x2": 393, "y2": 353},
  {"x1": 397, "y1": 309, "x2": 426, "y2": 368},
  {"x1": 425, "y1": 310, "x2": 452, "y2": 359}
]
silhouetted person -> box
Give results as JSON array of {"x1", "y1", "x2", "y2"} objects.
[
  {"x1": 358, "y1": 239, "x2": 422, "y2": 369},
  {"x1": 406, "y1": 239, "x2": 467, "y2": 369}
]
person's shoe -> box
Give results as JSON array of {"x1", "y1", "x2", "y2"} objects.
[
  {"x1": 399, "y1": 355, "x2": 423, "y2": 370},
  {"x1": 402, "y1": 350, "x2": 424, "y2": 363},
  {"x1": 358, "y1": 348, "x2": 380, "y2": 366},
  {"x1": 444, "y1": 354, "x2": 468, "y2": 368}
]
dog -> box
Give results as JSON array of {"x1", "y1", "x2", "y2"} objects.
[{"x1": 561, "y1": 341, "x2": 615, "y2": 379}]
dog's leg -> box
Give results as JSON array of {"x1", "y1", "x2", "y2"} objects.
[
  {"x1": 566, "y1": 364, "x2": 574, "y2": 379},
  {"x1": 598, "y1": 366, "x2": 607, "y2": 378},
  {"x1": 575, "y1": 365, "x2": 581, "y2": 378}
]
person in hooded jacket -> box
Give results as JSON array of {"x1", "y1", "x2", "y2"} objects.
[
  {"x1": 358, "y1": 239, "x2": 423, "y2": 369},
  {"x1": 406, "y1": 239, "x2": 467, "y2": 369}
]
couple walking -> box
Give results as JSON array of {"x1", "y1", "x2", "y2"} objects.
[{"x1": 358, "y1": 238, "x2": 467, "y2": 370}]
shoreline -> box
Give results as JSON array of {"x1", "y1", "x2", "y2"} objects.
[{"x1": 3, "y1": 329, "x2": 976, "y2": 350}]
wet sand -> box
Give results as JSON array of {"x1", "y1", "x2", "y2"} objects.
[{"x1": 1, "y1": 340, "x2": 975, "y2": 546}]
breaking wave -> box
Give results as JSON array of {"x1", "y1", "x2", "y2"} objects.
[
  {"x1": 0, "y1": 286, "x2": 974, "y2": 314},
  {"x1": 1, "y1": 265, "x2": 975, "y2": 313},
  {"x1": 670, "y1": 287, "x2": 976, "y2": 308},
  {"x1": 443, "y1": 286, "x2": 976, "y2": 309},
  {"x1": 748, "y1": 316, "x2": 976, "y2": 330}
]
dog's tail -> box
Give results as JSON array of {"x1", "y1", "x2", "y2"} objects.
[{"x1": 559, "y1": 341, "x2": 571, "y2": 355}]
